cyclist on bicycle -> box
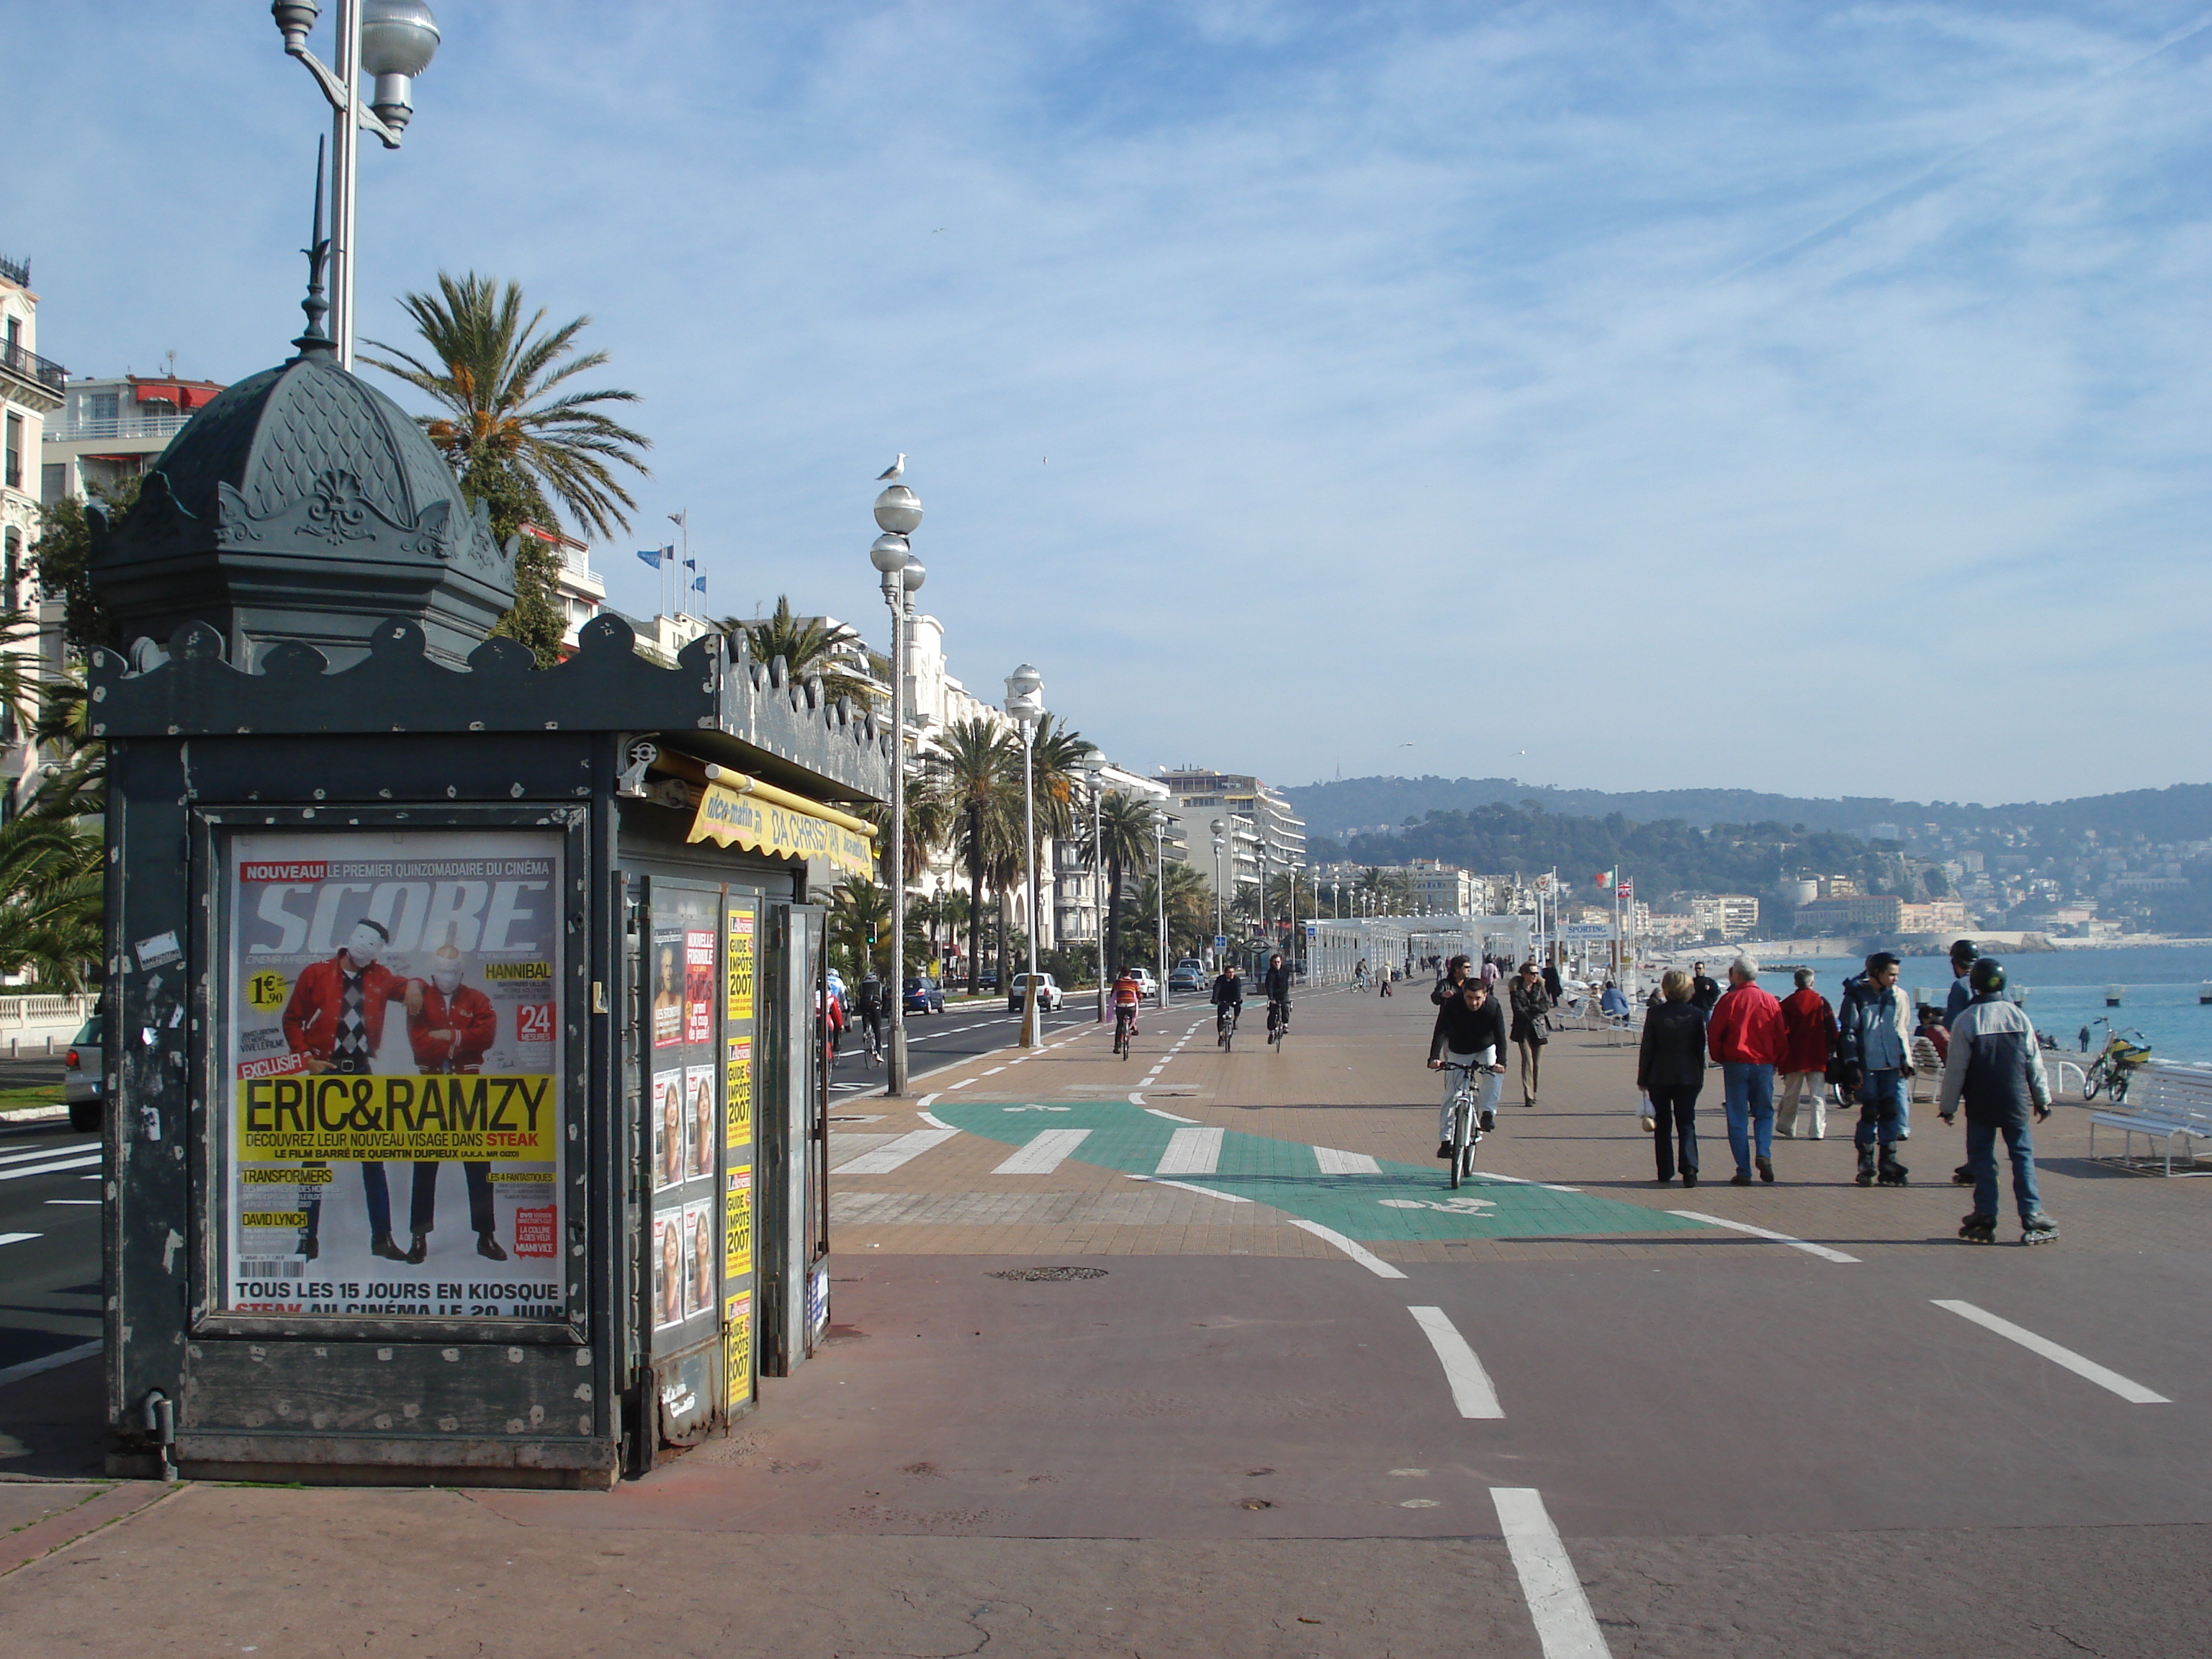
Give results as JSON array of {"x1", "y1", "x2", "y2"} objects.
[
  {"x1": 1111, "y1": 967, "x2": 1143, "y2": 1046},
  {"x1": 1427, "y1": 977, "x2": 1508, "y2": 1158},
  {"x1": 1210, "y1": 963, "x2": 1244, "y2": 1037},
  {"x1": 855, "y1": 973, "x2": 885, "y2": 1062},
  {"x1": 1262, "y1": 952, "x2": 1293, "y2": 1038}
]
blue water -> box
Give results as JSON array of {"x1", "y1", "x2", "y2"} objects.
[{"x1": 1747, "y1": 946, "x2": 2212, "y2": 1064}]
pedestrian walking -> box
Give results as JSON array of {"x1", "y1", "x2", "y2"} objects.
[
  {"x1": 1707, "y1": 955, "x2": 1786, "y2": 1184},
  {"x1": 1542, "y1": 959, "x2": 1563, "y2": 1004},
  {"x1": 1508, "y1": 961, "x2": 1552, "y2": 1106},
  {"x1": 1775, "y1": 968, "x2": 1838, "y2": 1140},
  {"x1": 1941, "y1": 959, "x2": 2059, "y2": 1245},
  {"x1": 1637, "y1": 968, "x2": 1706, "y2": 1186},
  {"x1": 1839, "y1": 950, "x2": 1915, "y2": 1187},
  {"x1": 1689, "y1": 961, "x2": 1721, "y2": 1012}
]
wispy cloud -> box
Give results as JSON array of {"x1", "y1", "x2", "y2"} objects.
[{"x1": 9, "y1": 2, "x2": 2208, "y2": 802}]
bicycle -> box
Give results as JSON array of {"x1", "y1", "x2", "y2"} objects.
[
  {"x1": 1267, "y1": 999, "x2": 1290, "y2": 1052},
  {"x1": 2082, "y1": 1024, "x2": 2152, "y2": 1105},
  {"x1": 1440, "y1": 1060, "x2": 1485, "y2": 1189},
  {"x1": 1216, "y1": 1002, "x2": 1240, "y2": 1051},
  {"x1": 1113, "y1": 1003, "x2": 1138, "y2": 1059}
]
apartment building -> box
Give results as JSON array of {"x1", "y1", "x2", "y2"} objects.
[
  {"x1": 0, "y1": 256, "x2": 69, "y2": 816},
  {"x1": 1686, "y1": 893, "x2": 1761, "y2": 937},
  {"x1": 1159, "y1": 767, "x2": 1305, "y2": 897},
  {"x1": 40, "y1": 372, "x2": 225, "y2": 508}
]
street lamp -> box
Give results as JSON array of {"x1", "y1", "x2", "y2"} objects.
[
  {"x1": 1151, "y1": 808, "x2": 1169, "y2": 1010},
  {"x1": 1081, "y1": 752, "x2": 1109, "y2": 1023},
  {"x1": 1209, "y1": 817, "x2": 1226, "y2": 966},
  {"x1": 274, "y1": 1, "x2": 441, "y2": 371},
  {"x1": 1003, "y1": 664, "x2": 1045, "y2": 1047},
  {"x1": 868, "y1": 480, "x2": 924, "y2": 1094}
]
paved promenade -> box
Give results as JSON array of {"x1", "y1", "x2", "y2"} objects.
[{"x1": 3, "y1": 984, "x2": 2205, "y2": 1656}]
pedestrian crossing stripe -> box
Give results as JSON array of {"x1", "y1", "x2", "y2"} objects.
[{"x1": 933, "y1": 1100, "x2": 1709, "y2": 1243}]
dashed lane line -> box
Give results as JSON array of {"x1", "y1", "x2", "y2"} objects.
[
  {"x1": 1287, "y1": 1218, "x2": 1407, "y2": 1280},
  {"x1": 1143, "y1": 1106, "x2": 1200, "y2": 1123},
  {"x1": 1669, "y1": 1210, "x2": 1860, "y2": 1264},
  {"x1": 0, "y1": 1141, "x2": 96, "y2": 1167},
  {"x1": 1933, "y1": 1300, "x2": 2170, "y2": 1404},
  {"x1": 1154, "y1": 1126, "x2": 1224, "y2": 1176},
  {"x1": 833, "y1": 1128, "x2": 961, "y2": 1175},
  {"x1": 0, "y1": 1232, "x2": 39, "y2": 1248},
  {"x1": 0, "y1": 1153, "x2": 101, "y2": 1183},
  {"x1": 992, "y1": 1128, "x2": 1093, "y2": 1175},
  {"x1": 1127, "y1": 1174, "x2": 1249, "y2": 1202},
  {"x1": 1492, "y1": 1487, "x2": 1614, "y2": 1659},
  {"x1": 1314, "y1": 1146, "x2": 1382, "y2": 1176},
  {"x1": 1406, "y1": 1305, "x2": 1504, "y2": 1419}
]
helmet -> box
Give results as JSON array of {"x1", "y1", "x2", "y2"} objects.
[{"x1": 1969, "y1": 958, "x2": 2006, "y2": 996}]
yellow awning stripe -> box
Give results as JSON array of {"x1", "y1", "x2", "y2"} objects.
[{"x1": 687, "y1": 778, "x2": 876, "y2": 878}]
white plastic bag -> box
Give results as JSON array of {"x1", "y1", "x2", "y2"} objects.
[{"x1": 1637, "y1": 1092, "x2": 1655, "y2": 1133}]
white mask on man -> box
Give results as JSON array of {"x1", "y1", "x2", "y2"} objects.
[
  {"x1": 343, "y1": 922, "x2": 385, "y2": 966},
  {"x1": 431, "y1": 966, "x2": 463, "y2": 996}
]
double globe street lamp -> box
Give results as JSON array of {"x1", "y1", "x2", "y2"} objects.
[
  {"x1": 274, "y1": 0, "x2": 441, "y2": 370},
  {"x1": 868, "y1": 485, "x2": 925, "y2": 1094},
  {"x1": 1080, "y1": 752, "x2": 1110, "y2": 1023}
]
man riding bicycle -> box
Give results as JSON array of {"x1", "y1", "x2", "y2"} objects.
[
  {"x1": 1428, "y1": 977, "x2": 1509, "y2": 1159},
  {"x1": 1111, "y1": 967, "x2": 1143, "y2": 1048},
  {"x1": 1210, "y1": 963, "x2": 1244, "y2": 1039},
  {"x1": 1262, "y1": 952, "x2": 1293, "y2": 1040},
  {"x1": 855, "y1": 973, "x2": 885, "y2": 1063}
]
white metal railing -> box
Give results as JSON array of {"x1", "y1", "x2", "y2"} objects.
[{"x1": 45, "y1": 413, "x2": 192, "y2": 444}]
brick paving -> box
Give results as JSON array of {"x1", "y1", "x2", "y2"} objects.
[{"x1": 841, "y1": 984, "x2": 2203, "y2": 1266}]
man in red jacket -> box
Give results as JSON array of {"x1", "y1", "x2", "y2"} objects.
[
  {"x1": 1775, "y1": 967, "x2": 1839, "y2": 1140},
  {"x1": 1707, "y1": 955, "x2": 1786, "y2": 1185},
  {"x1": 393, "y1": 942, "x2": 508, "y2": 1264}
]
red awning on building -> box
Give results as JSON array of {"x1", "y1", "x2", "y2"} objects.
[
  {"x1": 133, "y1": 382, "x2": 181, "y2": 405},
  {"x1": 178, "y1": 385, "x2": 220, "y2": 409}
]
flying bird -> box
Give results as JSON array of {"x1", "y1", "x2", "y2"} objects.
[{"x1": 876, "y1": 454, "x2": 907, "y2": 482}]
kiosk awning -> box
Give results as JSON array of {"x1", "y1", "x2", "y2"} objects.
[{"x1": 686, "y1": 772, "x2": 875, "y2": 878}]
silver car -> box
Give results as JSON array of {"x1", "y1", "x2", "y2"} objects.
[{"x1": 65, "y1": 1015, "x2": 104, "y2": 1132}]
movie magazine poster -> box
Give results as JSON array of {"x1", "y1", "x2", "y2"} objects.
[
  {"x1": 221, "y1": 830, "x2": 565, "y2": 1320},
  {"x1": 653, "y1": 1208, "x2": 683, "y2": 1328},
  {"x1": 652, "y1": 927, "x2": 685, "y2": 1048},
  {"x1": 683, "y1": 929, "x2": 716, "y2": 1043}
]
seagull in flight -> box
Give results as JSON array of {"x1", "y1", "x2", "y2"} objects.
[{"x1": 876, "y1": 453, "x2": 907, "y2": 482}]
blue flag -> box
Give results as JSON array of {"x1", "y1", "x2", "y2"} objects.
[
  {"x1": 635, "y1": 547, "x2": 662, "y2": 570},
  {"x1": 691, "y1": 575, "x2": 706, "y2": 593},
  {"x1": 683, "y1": 557, "x2": 698, "y2": 570}
]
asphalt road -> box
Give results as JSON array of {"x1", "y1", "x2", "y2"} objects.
[
  {"x1": 0, "y1": 1120, "x2": 104, "y2": 1375},
  {"x1": 829, "y1": 992, "x2": 1200, "y2": 1096}
]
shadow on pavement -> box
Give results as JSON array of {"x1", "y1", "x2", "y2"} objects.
[{"x1": 0, "y1": 1356, "x2": 109, "y2": 1482}]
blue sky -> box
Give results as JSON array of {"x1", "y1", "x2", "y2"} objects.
[{"x1": 11, "y1": 3, "x2": 2210, "y2": 804}]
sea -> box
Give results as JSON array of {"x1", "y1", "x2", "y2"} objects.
[{"x1": 1740, "y1": 945, "x2": 2212, "y2": 1065}]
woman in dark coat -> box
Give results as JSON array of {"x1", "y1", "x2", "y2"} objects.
[
  {"x1": 1509, "y1": 961, "x2": 1552, "y2": 1107},
  {"x1": 1637, "y1": 968, "x2": 1708, "y2": 1185}
]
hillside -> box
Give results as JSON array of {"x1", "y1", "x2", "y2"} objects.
[{"x1": 1285, "y1": 775, "x2": 2212, "y2": 846}]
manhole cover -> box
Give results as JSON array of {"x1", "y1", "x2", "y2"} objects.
[{"x1": 987, "y1": 1266, "x2": 1109, "y2": 1282}]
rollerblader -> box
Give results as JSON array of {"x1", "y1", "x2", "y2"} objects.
[
  {"x1": 1840, "y1": 951, "x2": 1914, "y2": 1187},
  {"x1": 1939, "y1": 958, "x2": 2059, "y2": 1246}
]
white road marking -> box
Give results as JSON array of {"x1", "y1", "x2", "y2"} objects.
[
  {"x1": 1406, "y1": 1306, "x2": 1504, "y2": 1419},
  {"x1": 0, "y1": 1232, "x2": 39, "y2": 1247},
  {"x1": 1669, "y1": 1210, "x2": 1860, "y2": 1264},
  {"x1": 946, "y1": 1078, "x2": 976, "y2": 1090},
  {"x1": 0, "y1": 1153, "x2": 102, "y2": 1182},
  {"x1": 1143, "y1": 1107, "x2": 1200, "y2": 1123},
  {"x1": 917, "y1": 1111, "x2": 951, "y2": 1129},
  {"x1": 917, "y1": 1094, "x2": 940, "y2": 1110},
  {"x1": 1287, "y1": 1218, "x2": 1407, "y2": 1280},
  {"x1": 44, "y1": 1199, "x2": 99, "y2": 1205},
  {"x1": 1314, "y1": 1146, "x2": 1381, "y2": 1175},
  {"x1": 1126, "y1": 1174, "x2": 1249, "y2": 1202},
  {"x1": 1491, "y1": 1487, "x2": 1613, "y2": 1659},
  {"x1": 0, "y1": 1339, "x2": 103, "y2": 1391},
  {"x1": 1932, "y1": 1300, "x2": 2170, "y2": 1404},
  {"x1": 981, "y1": 1066, "x2": 1006, "y2": 1076},
  {"x1": 993, "y1": 1128, "x2": 1092, "y2": 1174},
  {"x1": 833, "y1": 1128, "x2": 961, "y2": 1175},
  {"x1": 1155, "y1": 1127, "x2": 1224, "y2": 1175},
  {"x1": 0, "y1": 1141, "x2": 96, "y2": 1167},
  {"x1": 1468, "y1": 1171, "x2": 1581, "y2": 1194}
]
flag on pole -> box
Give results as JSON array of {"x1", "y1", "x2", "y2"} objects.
[
  {"x1": 691, "y1": 574, "x2": 706, "y2": 593},
  {"x1": 635, "y1": 547, "x2": 663, "y2": 570},
  {"x1": 684, "y1": 558, "x2": 698, "y2": 570},
  {"x1": 1593, "y1": 868, "x2": 1614, "y2": 889},
  {"x1": 1617, "y1": 879, "x2": 1632, "y2": 899}
]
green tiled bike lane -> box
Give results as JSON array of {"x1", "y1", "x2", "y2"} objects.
[{"x1": 932, "y1": 1099, "x2": 1709, "y2": 1244}]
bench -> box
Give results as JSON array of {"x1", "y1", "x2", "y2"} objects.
[{"x1": 2086, "y1": 1061, "x2": 2212, "y2": 1177}]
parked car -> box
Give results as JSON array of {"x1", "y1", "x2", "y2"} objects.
[
  {"x1": 65, "y1": 1015, "x2": 104, "y2": 1133},
  {"x1": 1130, "y1": 967, "x2": 1158, "y2": 997},
  {"x1": 1008, "y1": 972, "x2": 1064, "y2": 1013},
  {"x1": 977, "y1": 969, "x2": 999, "y2": 992},
  {"x1": 1166, "y1": 962, "x2": 1207, "y2": 994},
  {"x1": 903, "y1": 976, "x2": 945, "y2": 1015}
]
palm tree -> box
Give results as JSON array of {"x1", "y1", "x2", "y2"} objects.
[
  {"x1": 1092, "y1": 791, "x2": 1158, "y2": 976},
  {"x1": 362, "y1": 272, "x2": 652, "y2": 540},
  {"x1": 725, "y1": 598, "x2": 881, "y2": 709},
  {"x1": 0, "y1": 816, "x2": 102, "y2": 988},
  {"x1": 828, "y1": 876, "x2": 890, "y2": 981},
  {"x1": 1122, "y1": 864, "x2": 1210, "y2": 971},
  {"x1": 932, "y1": 716, "x2": 1021, "y2": 994}
]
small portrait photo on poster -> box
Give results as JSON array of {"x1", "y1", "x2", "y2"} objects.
[
  {"x1": 653, "y1": 1070, "x2": 683, "y2": 1190},
  {"x1": 654, "y1": 1209, "x2": 683, "y2": 1328},
  {"x1": 685, "y1": 1064, "x2": 715, "y2": 1179}
]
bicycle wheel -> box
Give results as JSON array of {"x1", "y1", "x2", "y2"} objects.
[
  {"x1": 1448, "y1": 1100, "x2": 1466, "y2": 1190},
  {"x1": 2110, "y1": 1069, "x2": 2131, "y2": 1106},
  {"x1": 2082, "y1": 1063, "x2": 2104, "y2": 1102}
]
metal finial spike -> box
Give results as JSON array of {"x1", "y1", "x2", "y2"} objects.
[{"x1": 292, "y1": 135, "x2": 335, "y2": 359}]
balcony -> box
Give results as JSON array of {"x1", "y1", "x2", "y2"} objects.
[
  {"x1": 45, "y1": 410, "x2": 190, "y2": 445},
  {"x1": 0, "y1": 341, "x2": 67, "y2": 399}
]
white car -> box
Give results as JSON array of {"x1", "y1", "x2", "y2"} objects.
[{"x1": 1008, "y1": 973, "x2": 1064, "y2": 1013}]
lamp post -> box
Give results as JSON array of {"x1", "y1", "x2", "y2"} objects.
[
  {"x1": 1209, "y1": 817, "x2": 1226, "y2": 966},
  {"x1": 1082, "y1": 753, "x2": 1109, "y2": 1022},
  {"x1": 1151, "y1": 809, "x2": 1168, "y2": 1011},
  {"x1": 1003, "y1": 664, "x2": 1045, "y2": 1047},
  {"x1": 868, "y1": 480, "x2": 923, "y2": 1094},
  {"x1": 274, "y1": 1, "x2": 441, "y2": 371}
]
